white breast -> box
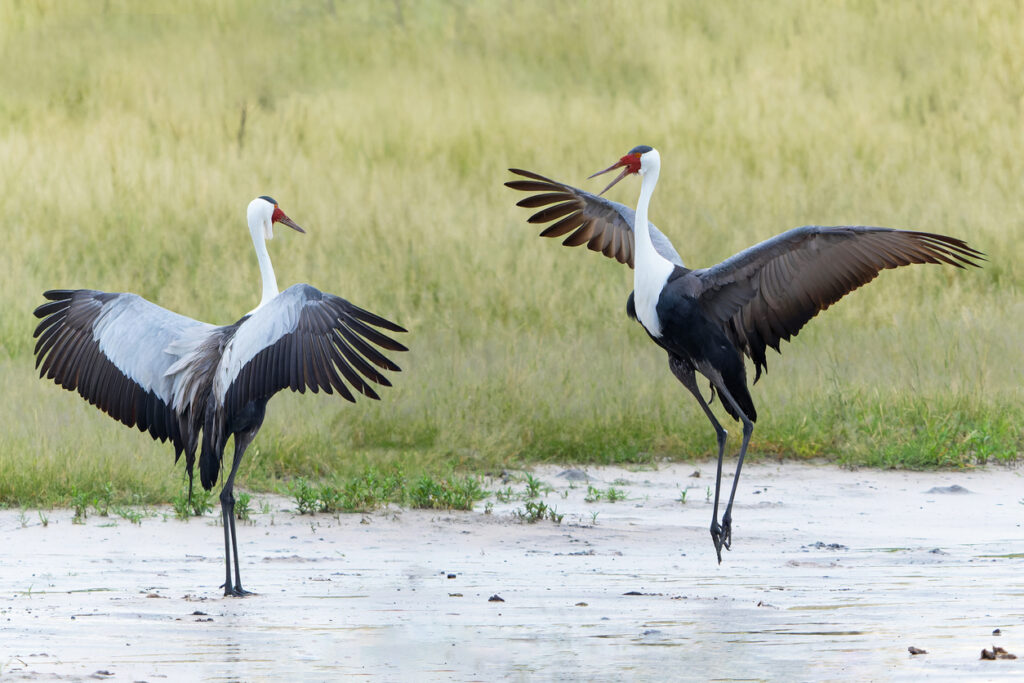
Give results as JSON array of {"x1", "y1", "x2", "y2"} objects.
[{"x1": 633, "y1": 256, "x2": 674, "y2": 338}]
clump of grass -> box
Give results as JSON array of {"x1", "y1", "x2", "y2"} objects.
[
  {"x1": 489, "y1": 473, "x2": 557, "y2": 505},
  {"x1": 114, "y1": 506, "x2": 144, "y2": 525},
  {"x1": 234, "y1": 492, "x2": 252, "y2": 522},
  {"x1": 288, "y1": 468, "x2": 486, "y2": 514},
  {"x1": 584, "y1": 485, "x2": 627, "y2": 503},
  {"x1": 92, "y1": 483, "x2": 114, "y2": 517},
  {"x1": 522, "y1": 473, "x2": 550, "y2": 499},
  {"x1": 289, "y1": 468, "x2": 407, "y2": 513},
  {"x1": 289, "y1": 478, "x2": 320, "y2": 515},
  {"x1": 514, "y1": 501, "x2": 563, "y2": 524},
  {"x1": 172, "y1": 485, "x2": 215, "y2": 521},
  {"x1": 494, "y1": 486, "x2": 515, "y2": 503},
  {"x1": 334, "y1": 469, "x2": 406, "y2": 512},
  {"x1": 70, "y1": 488, "x2": 89, "y2": 524},
  {"x1": 407, "y1": 474, "x2": 486, "y2": 511}
]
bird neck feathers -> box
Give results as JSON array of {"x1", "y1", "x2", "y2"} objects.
[
  {"x1": 631, "y1": 161, "x2": 673, "y2": 337},
  {"x1": 251, "y1": 228, "x2": 280, "y2": 313}
]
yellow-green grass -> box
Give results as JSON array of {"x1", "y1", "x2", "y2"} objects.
[{"x1": 1, "y1": 1, "x2": 1021, "y2": 507}]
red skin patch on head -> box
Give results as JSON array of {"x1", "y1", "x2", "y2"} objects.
[
  {"x1": 270, "y1": 205, "x2": 285, "y2": 223},
  {"x1": 619, "y1": 153, "x2": 642, "y2": 174}
]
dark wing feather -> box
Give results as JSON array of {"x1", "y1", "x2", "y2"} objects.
[
  {"x1": 506, "y1": 168, "x2": 685, "y2": 267},
  {"x1": 31, "y1": 289, "x2": 216, "y2": 461},
  {"x1": 693, "y1": 226, "x2": 984, "y2": 380},
  {"x1": 216, "y1": 283, "x2": 407, "y2": 418}
]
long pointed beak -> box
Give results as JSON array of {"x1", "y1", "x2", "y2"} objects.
[
  {"x1": 588, "y1": 162, "x2": 631, "y2": 196},
  {"x1": 277, "y1": 213, "x2": 305, "y2": 234}
]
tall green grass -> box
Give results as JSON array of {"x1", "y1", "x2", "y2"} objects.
[{"x1": 1, "y1": 1, "x2": 1021, "y2": 507}]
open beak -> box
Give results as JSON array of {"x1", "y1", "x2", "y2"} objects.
[
  {"x1": 276, "y1": 212, "x2": 305, "y2": 234},
  {"x1": 588, "y1": 161, "x2": 632, "y2": 196}
]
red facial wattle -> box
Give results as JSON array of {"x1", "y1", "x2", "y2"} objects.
[
  {"x1": 270, "y1": 204, "x2": 305, "y2": 233},
  {"x1": 619, "y1": 152, "x2": 642, "y2": 175},
  {"x1": 589, "y1": 152, "x2": 643, "y2": 196}
]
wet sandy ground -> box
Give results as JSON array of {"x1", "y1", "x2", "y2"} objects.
[{"x1": 2, "y1": 462, "x2": 1022, "y2": 681}]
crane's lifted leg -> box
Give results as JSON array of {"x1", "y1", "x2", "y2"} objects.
[
  {"x1": 220, "y1": 429, "x2": 257, "y2": 597},
  {"x1": 711, "y1": 383, "x2": 755, "y2": 558},
  {"x1": 721, "y1": 416, "x2": 753, "y2": 547},
  {"x1": 669, "y1": 357, "x2": 729, "y2": 563}
]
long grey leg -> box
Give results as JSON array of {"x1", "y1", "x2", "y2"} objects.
[
  {"x1": 669, "y1": 358, "x2": 729, "y2": 563},
  {"x1": 708, "y1": 382, "x2": 754, "y2": 556},
  {"x1": 220, "y1": 429, "x2": 256, "y2": 597}
]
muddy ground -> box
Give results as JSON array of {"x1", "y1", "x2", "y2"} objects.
[{"x1": 2, "y1": 462, "x2": 1022, "y2": 681}]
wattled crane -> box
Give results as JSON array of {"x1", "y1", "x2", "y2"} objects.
[
  {"x1": 33, "y1": 196, "x2": 407, "y2": 594},
  {"x1": 507, "y1": 146, "x2": 982, "y2": 561}
]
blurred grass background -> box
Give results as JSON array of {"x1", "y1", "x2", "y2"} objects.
[{"x1": 1, "y1": 0, "x2": 1021, "y2": 506}]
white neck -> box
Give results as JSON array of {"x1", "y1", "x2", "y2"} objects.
[
  {"x1": 631, "y1": 152, "x2": 674, "y2": 337},
  {"x1": 244, "y1": 199, "x2": 280, "y2": 314},
  {"x1": 633, "y1": 161, "x2": 662, "y2": 269},
  {"x1": 252, "y1": 231, "x2": 279, "y2": 311}
]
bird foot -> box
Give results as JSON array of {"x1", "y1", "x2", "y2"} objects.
[
  {"x1": 221, "y1": 584, "x2": 255, "y2": 597},
  {"x1": 710, "y1": 519, "x2": 733, "y2": 564}
]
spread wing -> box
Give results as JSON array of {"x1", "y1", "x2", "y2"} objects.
[
  {"x1": 505, "y1": 168, "x2": 685, "y2": 267},
  {"x1": 32, "y1": 289, "x2": 216, "y2": 458},
  {"x1": 692, "y1": 226, "x2": 984, "y2": 380},
  {"x1": 213, "y1": 283, "x2": 408, "y2": 419}
]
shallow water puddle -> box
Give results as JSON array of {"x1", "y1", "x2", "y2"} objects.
[{"x1": 2, "y1": 463, "x2": 1022, "y2": 680}]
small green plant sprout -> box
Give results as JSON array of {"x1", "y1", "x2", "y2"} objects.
[
  {"x1": 290, "y1": 478, "x2": 319, "y2": 515},
  {"x1": 590, "y1": 511, "x2": 599, "y2": 525},
  {"x1": 584, "y1": 486, "x2": 627, "y2": 503},
  {"x1": 172, "y1": 482, "x2": 215, "y2": 521},
  {"x1": 92, "y1": 482, "x2": 114, "y2": 517},
  {"x1": 409, "y1": 474, "x2": 486, "y2": 511},
  {"x1": 235, "y1": 492, "x2": 252, "y2": 521},
  {"x1": 259, "y1": 500, "x2": 273, "y2": 515},
  {"x1": 171, "y1": 494, "x2": 189, "y2": 521},
  {"x1": 605, "y1": 486, "x2": 626, "y2": 502},
  {"x1": 678, "y1": 488, "x2": 688, "y2": 504},
  {"x1": 70, "y1": 488, "x2": 89, "y2": 524},
  {"x1": 338, "y1": 467, "x2": 406, "y2": 512},
  {"x1": 193, "y1": 488, "x2": 215, "y2": 516},
  {"x1": 706, "y1": 486, "x2": 712, "y2": 502},
  {"x1": 494, "y1": 486, "x2": 515, "y2": 503},
  {"x1": 18, "y1": 509, "x2": 29, "y2": 528},
  {"x1": 38, "y1": 510, "x2": 49, "y2": 527},
  {"x1": 315, "y1": 483, "x2": 342, "y2": 513},
  {"x1": 114, "y1": 506, "x2": 143, "y2": 525},
  {"x1": 513, "y1": 501, "x2": 563, "y2": 524},
  {"x1": 523, "y1": 473, "x2": 549, "y2": 499}
]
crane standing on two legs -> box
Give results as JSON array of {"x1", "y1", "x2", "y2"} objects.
[
  {"x1": 507, "y1": 146, "x2": 983, "y2": 562},
  {"x1": 33, "y1": 196, "x2": 407, "y2": 595}
]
